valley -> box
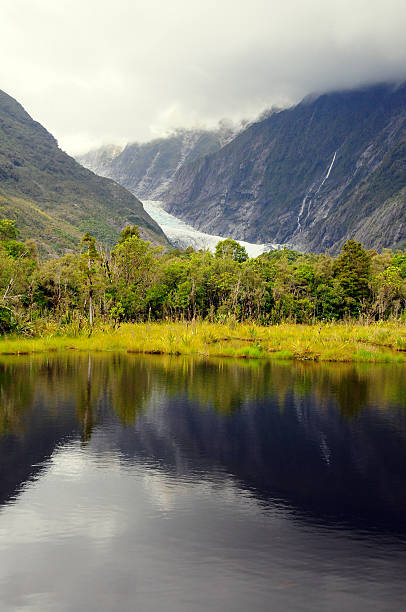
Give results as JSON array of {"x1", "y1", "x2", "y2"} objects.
[
  {"x1": 2, "y1": 5, "x2": 406, "y2": 612},
  {"x1": 80, "y1": 83, "x2": 406, "y2": 254}
]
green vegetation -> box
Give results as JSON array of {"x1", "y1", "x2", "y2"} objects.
[
  {"x1": 0, "y1": 89, "x2": 168, "y2": 256},
  {"x1": 1, "y1": 220, "x2": 406, "y2": 362},
  {"x1": 0, "y1": 321, "x2": 405, "y2": 362}
]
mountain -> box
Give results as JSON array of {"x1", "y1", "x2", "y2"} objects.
[
  {"x1": 77, "y1": 123, "x2": 238, "y2": 201},
  {"x1": 0, "y1": 90, "x2": 168, "y2": 256},
  {"x1": 76, "y1": 143, "x2": 124, "y2": 178},
  {"x1": 161, "y1": 83, "x2": 406, "y2": 253}
]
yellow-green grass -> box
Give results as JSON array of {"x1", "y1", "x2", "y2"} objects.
[{"x1": 1, "y1": 321, "x2": 406, "y2": 363}]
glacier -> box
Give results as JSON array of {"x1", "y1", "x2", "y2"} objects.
[{"x1": 142, "y1": 200, "x2": 281, "y2": 257}]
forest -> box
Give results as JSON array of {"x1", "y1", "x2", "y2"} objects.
[{"x1": 1, "y1": 218, "x2": 406, "y2": 336}]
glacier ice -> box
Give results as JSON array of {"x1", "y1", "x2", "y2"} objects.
[{"x1": 142, "y1": 200, "x2": 281, "y2": 257}]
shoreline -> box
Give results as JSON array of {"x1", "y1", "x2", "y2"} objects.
[{"x1": 1, "y1": 321, "x2": 406, "y2": 363}]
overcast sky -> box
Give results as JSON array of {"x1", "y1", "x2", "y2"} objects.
[{"x1": 1, "y1": 0, "x2": 406, "y2": 154}]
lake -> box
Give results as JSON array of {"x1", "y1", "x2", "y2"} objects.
[{"x1": 0, "y1": 353, "x2": 406, "y2": 611}]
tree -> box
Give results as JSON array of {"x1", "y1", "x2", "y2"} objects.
[
  {"x1": 33, "y1": 254, "x2": 83, "y2": 316},
  {"x1": 0, "y1": 219, "x2": 18, "y2": 241},
  {"x1": 333, "y1": 240, "x2": 371, "y2": 316},
  {"x1": 80, "y1": 233, "x2": 101, "y2": 326},
  {"x1": 111, "y1": 231, "x2": 159, "y2": 319},
  {"x1": 118, "y1": 225, "x2": 140, "y2": 244},
  {"x1": 215, "y1": 238, "x2": 248, "y2": 263}
]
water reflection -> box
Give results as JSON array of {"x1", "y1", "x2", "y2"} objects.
[
  {"x1": 0, "y1": 354, "x2": 406, "y2": 611},
  {"x1": 3, "y1": 352, "x2": 406, "y2": 420},
  {"x1": 1, "y1": 354, "x2": 406, "y2": 526}
]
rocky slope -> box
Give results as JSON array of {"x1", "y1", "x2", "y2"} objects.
[
  {"x1": 162, "y1": 83, "x2": 406, "y2": 253},
  {"x1": 77, "y1": 143, "x2": 124, "y2": 177},
  {"x1": 77, "y1": 124, "x2": 238, "y2": 200},
  {"x1": 0, "y1": 90, "x2": 168, "y2": 256}
]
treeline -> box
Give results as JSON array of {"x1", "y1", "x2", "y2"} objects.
[{"x1": 1, "y1": 218, "x2": 406, "y2": 334}]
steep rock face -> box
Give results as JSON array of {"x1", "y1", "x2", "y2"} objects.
[
  {"x1": 77, "y1": 125, "x2": 237, "y2": 200},
  {"x1": 0, "y1": 90, "x2": 168, "y2": 256},
  {"x1": 77, "y1": 144, "x2": 124, "y2": 177},
  {"x1": 162, "y1": 84, "x2": 406, "y2": 253}
]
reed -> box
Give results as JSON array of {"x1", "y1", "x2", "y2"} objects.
[{"x1": 0, "y1": 321, "x2": 405, "y2": 363}]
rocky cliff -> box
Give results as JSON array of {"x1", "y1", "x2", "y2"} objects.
[
  {"x1": 77, "y1": 124, "x2": 238, "y2": 200},
  {"x1": 162, "y1": 83, "x2": 406, "y2": 253}
]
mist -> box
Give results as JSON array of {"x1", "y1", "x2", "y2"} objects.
[{"x1": 1, "y1": 0, "x2": 406, "y2": 153}]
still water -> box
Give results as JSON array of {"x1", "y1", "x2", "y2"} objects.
[{"x1": 0, "y1": 354, "x2": 406, "y2": 611}]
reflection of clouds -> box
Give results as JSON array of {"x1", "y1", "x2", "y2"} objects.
[
  {"x1": 1, "y1": 439, "x2": 267, "y2": 549},
  {"x1": 50, "y1": 443, "x2": 90, "y2": 481},
  {"x1": 1, "y1": 394, "x2": 406, "y2": 612},
  {"x1": 51, "y1": 441, "x2": 122, "y2": 480},
  {"x1": 143, "y1": 471, "x2": 182, "y2": 513},
  {"x1": 142, "y1": 467, "x2": 263, "y2": 519},
  {"x1": 0, "y1": 443, "x2": 127, "y2": 547}
]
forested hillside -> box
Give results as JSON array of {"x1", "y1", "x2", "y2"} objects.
[{"x1": 0, "y1": 90, "x2": 169, "y2": 256}]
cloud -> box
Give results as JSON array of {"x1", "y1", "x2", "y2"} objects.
[{"x1": 1, "y1": 0, "x2": 406, "y2": 153}]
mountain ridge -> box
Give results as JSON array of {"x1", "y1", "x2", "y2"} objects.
[
  {"x1": 0, "y1": 89, "x2": 169, "y2": 256},
  {"x1": 77, "y1": 123, "x2": 239, "y2": 201},
  {"x1": 161, "y1": 82, "x2": 406, "y2": 253}
]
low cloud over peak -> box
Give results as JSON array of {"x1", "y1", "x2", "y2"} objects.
[{"x1": 2, "y1": 0, "x2": 406, "y2": 154}]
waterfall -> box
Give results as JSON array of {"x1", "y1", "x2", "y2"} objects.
[{"x1": 296, "y1": 150, "x2": 337, "y2": 233}]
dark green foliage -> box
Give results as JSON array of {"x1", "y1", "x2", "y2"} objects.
[
  {"x1": 0, "y1": 306, "x2": 15, "y2": 334},
  {"x1": 215, "y1": 238, "x2": 248, "y2": 262},
  {"x1": 118, "y1": 225, "x2": 140, "y2": 244},
  {"x1": 333, "y1": 240, "x2": 371, "y2": 315},
  {"x1": 392, "y1": 253, "x2": 406, "y2": 278},
  {"x1": 1, "y1": 222, "x2": 406, "y2": 335},
  {"x1": 81, "y1": 232, "x2": 99, "y2": 259}
]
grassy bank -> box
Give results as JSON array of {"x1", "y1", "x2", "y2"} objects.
[{"x1": 1, "y1": 321, "x2": 406, "y2": 363}]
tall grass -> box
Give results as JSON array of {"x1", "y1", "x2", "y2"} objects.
[{"x1": 0, "y1": 321, "x2": 405, "y2": 363}]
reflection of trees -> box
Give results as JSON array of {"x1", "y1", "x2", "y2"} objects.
[
  {"x1": 289, "y1": 362, "x2": 406, "y2": 419},
  {"x1": 139, "y1": 357, "x2": 406, "y2": 420},
  {"x1": 1, "y1": 354, "x2": 406, "y2": 443},
  {"x1": 0, "y1": 354, "x2": 154, "y2": 441},
  {"x1": 2, "y1": 353, "x2": 406, "y2": 534},
  {"x1": 108, "y1": 355, "x2": 150, "y2": 426},
  {"x1": 153, "y1": 357, "x2": 269, "y2": 415},
  {"x1": 0, "y1": 361, "x2": 35, "y2": 437},
  {"x1": 75, "y1": 355, "x2": 97, "y2": 442}
]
